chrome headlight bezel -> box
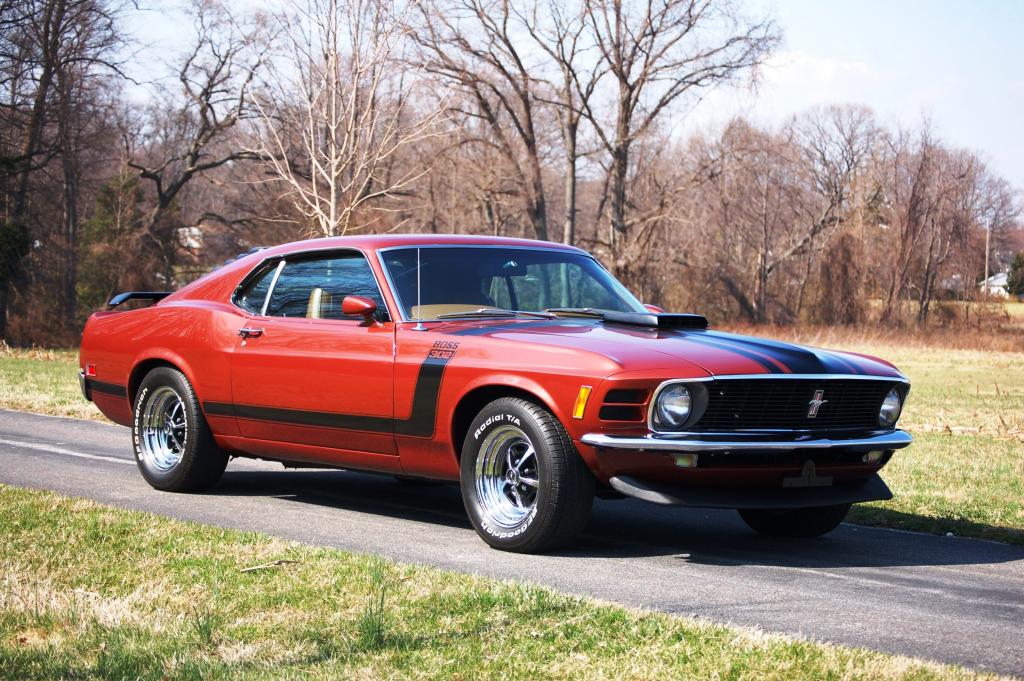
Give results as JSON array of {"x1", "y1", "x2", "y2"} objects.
[
  {"x1": 878, "y1": 387, "x2": 902, "y2": 427},
  {"x1": 649, "y1": 381, "x2": 709, "y2": 433}
]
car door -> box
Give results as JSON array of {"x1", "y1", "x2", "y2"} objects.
[{"x1": 229, "y1": 250, "x2": 397, "y2": 464}]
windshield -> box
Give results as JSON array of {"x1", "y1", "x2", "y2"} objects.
[{"x1": 379, "y1": 246, "x2": 646, "y2": 320}]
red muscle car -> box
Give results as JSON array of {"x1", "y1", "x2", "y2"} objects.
[{"x1": 79, "y1": 235, "x2": 911, "y2": 552}]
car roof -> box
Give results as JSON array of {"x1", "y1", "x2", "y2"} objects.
[
  {"x1": 168, "y1": 233, "x2": 592, "y2": 304},
  {"x1": 260, "y1": 233, "x2": 587, "y2": 257}
]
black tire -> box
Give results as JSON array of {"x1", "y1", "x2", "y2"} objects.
[
  {"x1": 131, "y1": 367, "x2": 228, "y2": 492},
  {"x1": 460, "y1": 397, "x2": 594, "y2": 553},
  {"x1": 738, "y1": 503, "x2": 851, "y2": 538}
]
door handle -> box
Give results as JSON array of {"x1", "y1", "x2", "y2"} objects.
[{"x1": 238, "y1": 327, "x2": 264, "y2": 340}]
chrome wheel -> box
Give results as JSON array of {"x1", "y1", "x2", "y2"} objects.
[
  {"x1": 474, "y1": 425, "x2": 540, "y2": 530},
  {"x1": 139, "y1": 386, "x2": 187, "y2": 472}
]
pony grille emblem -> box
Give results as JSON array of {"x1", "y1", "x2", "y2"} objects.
[{"x1": 807, "y1": 389, "x2": 828, "y2": 418}]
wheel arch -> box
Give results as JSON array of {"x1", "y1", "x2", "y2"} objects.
[
  {"x1": 449, "y1": 377, "x2": 565, "y2": 462},
  {"x1": 127, "y1": 350, "x2": 197, "y2": 405}
]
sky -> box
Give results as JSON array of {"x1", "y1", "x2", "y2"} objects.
[
  {"x1": 691, "y1": 0, "x2": 1024, "y2": 189},
  {"x1": 124, "y1": 0, "x2": 1024, "y2": 190}
]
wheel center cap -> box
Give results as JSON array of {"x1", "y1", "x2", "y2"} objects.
[{"x1": 505, "y1": 468, "x2": 519, "y2": 485}]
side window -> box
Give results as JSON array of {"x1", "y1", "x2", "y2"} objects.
[
  {"x1": 264, "y1": 253, "x2": 388, "y2": 321},
  {"x1": 234, "y1": 263, "x2": 278, "y2": 314}
]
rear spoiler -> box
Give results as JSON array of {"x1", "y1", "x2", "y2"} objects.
[{"x1": 107, "y1": 291, "x2": 172, "y2": 308}]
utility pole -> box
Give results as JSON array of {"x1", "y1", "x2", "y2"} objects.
[{"x1": 983, "y1": 224, "x2": 991, "y2": 300}]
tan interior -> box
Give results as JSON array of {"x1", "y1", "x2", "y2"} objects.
[
  {"x1": 306, "y1": 288, "x2": 337, "y2": 319},
  {"x1": 410, "y1": 303, "x2": 490, "y2": 320}
]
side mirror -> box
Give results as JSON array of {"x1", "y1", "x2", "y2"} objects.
[
  {"x1": 644, "y1": 303, "x2": 665, "y2": 314},
  {"x1": 342, "y1": 295, "x2": 380, "y2": 326}
]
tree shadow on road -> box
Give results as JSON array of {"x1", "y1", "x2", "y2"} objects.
[{"x1": 208, "y1": 468, "x2": 1024, "y2": 570}]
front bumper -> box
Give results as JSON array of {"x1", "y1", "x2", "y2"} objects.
[
  {"x1": 608, "y1": 472, "x2": 893, "y2": 508},
  {"x1": 580, "y1": 429, "x2": 912, "y2": 453}
]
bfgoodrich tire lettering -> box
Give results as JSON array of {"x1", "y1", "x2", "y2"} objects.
[
  {"x1": 460, "y1": 397, "x2": 594, "y2": 553},
  {"x1": 132, "y1": 367, "x2": 227, "y2": 492},
  {"x1": 738, "y1": 503, "x2": 851, "y2": 538}
]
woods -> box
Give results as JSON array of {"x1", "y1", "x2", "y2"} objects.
[{"x1": 1, "y1": 0, "x2": 1021, "y2": 345}]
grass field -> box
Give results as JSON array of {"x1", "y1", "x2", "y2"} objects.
[
  {"x1": 1, "y1": 335, "x2": 1022, "y2": 545},
  {"x1": 0, "y1": 485, "x2": 1003, "y2": 680}
]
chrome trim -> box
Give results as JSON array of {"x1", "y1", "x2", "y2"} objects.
[
  {"x1": 260, "y1": 260, "x2": 286, "y2": 316},
  {"x1": 78, "y1": 370, "x2": 90, "y2": 401},
  {"x1": 374, "y1": 244, "x2": 645, "y2": 323},
  {"x1": 645, "y1": 374, "x2": 910, "y2": 436},
  {"x1": 580, "y1": 429, "x2": 913, "y2": 453},
  {"x1": 230, "y1": 247, "x2": 395, "y2": 322}
]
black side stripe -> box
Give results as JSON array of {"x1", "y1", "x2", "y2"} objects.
[
  {"x1": 203, "y1": 352, "x2": 453, "y2": 438},
  {"x1": 86, "y1": 378, "x2": 128, "y2": 398}
]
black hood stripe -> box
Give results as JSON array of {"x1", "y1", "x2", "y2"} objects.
[
  {"x1": 669, "y1": 331, "x2": 787, "y2": 374},
  {"x1": 698, "y1": 331, "x2": 863, "y2": 375}
]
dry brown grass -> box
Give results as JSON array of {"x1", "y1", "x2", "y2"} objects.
[{"x1": 719, "y1": 321, "x2": 1024, "y2": 354}]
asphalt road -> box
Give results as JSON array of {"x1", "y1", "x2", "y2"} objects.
[{"x1": 1, "y1": 409, "x2": 1022, "y2": 676}]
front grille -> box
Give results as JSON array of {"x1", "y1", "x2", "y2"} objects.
[{"x1": 692, "y1": 379, "x2": 898, "y2": 432}]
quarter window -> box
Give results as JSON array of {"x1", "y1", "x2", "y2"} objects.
[
  {"x1": 234, "y1": 264, "x2": 278, "y2": 314},
  {"x1": 264, "y1": 253, "x2": 388, "y2": 321}
]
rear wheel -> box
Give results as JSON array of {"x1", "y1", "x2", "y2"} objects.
[
  {"x1": 132, "y1": 367, "x2": 227, "y2": 492},
  {"x1": 738, "y1": 503, "x2": 851, "y2": 538},
  {"x1": 460, "y1": 397, "x2": 594, "y2": 553}
]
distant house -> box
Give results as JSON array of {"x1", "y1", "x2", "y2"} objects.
[{"x1": 979, "y1": 272, "x2": 1009, "y2": 298}]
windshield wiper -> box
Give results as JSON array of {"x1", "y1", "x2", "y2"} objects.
[
  {"x1": 435, "y1": 308, "x2": 554, "y2": 320},
  {"x1": 544, "y1": 307, "x2": 607, "y2": 318}
]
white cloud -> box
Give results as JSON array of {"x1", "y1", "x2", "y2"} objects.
[{"x1": 762, "y1": 50, "x2": 879, "y2": 88}]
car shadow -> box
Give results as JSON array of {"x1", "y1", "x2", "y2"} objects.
[{"x1": 209, "y1": 467, "x2": 1024, "y2": 570}]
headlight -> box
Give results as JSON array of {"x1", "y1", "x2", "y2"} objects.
[
  {"x1": 654, "y1": 384, "x2": 691, "y2": 429},
  {"x1": 878, "y1": 388, "x2": 902, "y2": 427}
]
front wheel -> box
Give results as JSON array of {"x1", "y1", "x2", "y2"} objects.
[
  {"x1": 132, "y1": 367, "x2": 228, "y2": 492},
  {"x1": 738, "y1": 503, "x2": 851, "y2": 538},
  {"x1": 460, "y1": 397, "x2": 594, "y2": 553}
]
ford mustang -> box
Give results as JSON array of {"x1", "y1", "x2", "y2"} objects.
[{"x1": 79, "y1": 235, "x2": 911, "y2": 552}]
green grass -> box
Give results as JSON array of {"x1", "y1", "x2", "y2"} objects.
[
  {"x1": 1, "y1": 339, "x2": 1022, "y2": 545},
  {"x1": 0, "y1": 485, "x2": 1002, "y2": 680},
  {"x1": 824, "y1": 343, "x2": 1024, "y2": 545},
  {"x1": 0, "y1": 346, "x2": 99, "y2": 420}
]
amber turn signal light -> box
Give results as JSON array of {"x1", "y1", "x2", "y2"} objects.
[{"x1": 572, "y1": 386, "x2": 592, "y2": 419}]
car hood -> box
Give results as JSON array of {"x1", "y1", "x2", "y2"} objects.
[{"x1": 438, "y1": 318, "x2": 904, "y2": 379}]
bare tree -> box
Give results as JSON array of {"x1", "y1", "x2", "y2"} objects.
[
  {"x1": 253, "y1": 0, "x2": 443, "y2": 238},
  {"x1": 0, "y1": 0, "x2": 126, "y2": 337},
  {"x1": 582, "y1": 0, "x2": 778, "y2": 267},
  {"x1": 125, "y1": 0, "x2": 265, "y2": 282},
  {"x1": 411, "y1": 0, "x2": 552, "y2": 241},
  {"x1": 517, "y1": 0, "x2": 603, "y2": 245}
]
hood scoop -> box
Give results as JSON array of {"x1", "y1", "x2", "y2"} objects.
[{"x1": 602, "y1": 311, "x2": 709, "y2": 330}]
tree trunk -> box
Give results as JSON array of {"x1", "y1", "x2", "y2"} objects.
[
  {"x1": 562, "y1": 121, "x2": 578, "y2": 246},
  {"x1": 61, "y1": 144, "x2": 79, "y2": 328},
  {"x1": 0, "y1": 0, "x2": 66, "y2": 338},
  {"x1": 609, "y1": 144, "x2": 628, "y2": 253}
]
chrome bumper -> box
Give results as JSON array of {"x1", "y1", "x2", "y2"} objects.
[
  {"x1": 79, "y1": 370, "x2": 91, "y2": 402},
  {"x1": 580, "y1": 429, "x2": 913, "y2": 453}
]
